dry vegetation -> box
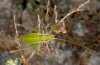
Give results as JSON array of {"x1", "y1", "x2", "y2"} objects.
[{"x1": 0, "y1": 0, "x2": 100, "y2": 65}]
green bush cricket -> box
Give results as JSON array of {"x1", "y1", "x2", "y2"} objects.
[
  {"x1": 19, "y1": 28, "x2": 96, "y2": 55},
  {"x1": 19, "y1": 33, "x2": 54, "y2": 45}
]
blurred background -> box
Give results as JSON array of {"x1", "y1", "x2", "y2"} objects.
[{"x1": 0, "y1": 0, "x2": 100, "y2": 65}]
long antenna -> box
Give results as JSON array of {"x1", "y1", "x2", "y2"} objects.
[{"x1": 54, "y1": 38, "x2": 100, "y2": 55}]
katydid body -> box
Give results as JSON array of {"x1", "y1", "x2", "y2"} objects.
[{"x1": 20, "y1": 33, "x2": 54, "y2": 44}]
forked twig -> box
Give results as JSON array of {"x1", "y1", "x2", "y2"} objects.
[{"x1": 49, "y1": 0, "x2": 90, "y2": 34}]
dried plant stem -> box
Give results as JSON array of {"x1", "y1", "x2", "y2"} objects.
[
  {"x1": 49, "y1": 0, "x2": 90, "y2": 34},
  {"x1": 13, "y1": 14, "x2": 30, "y2": 65},
  {"x1": 10, "y1": 47, "x2": 31, "y2": 53},
  {"x1": 28, "y1": 45, "x2": 41, "y2": 61},
  {"x1": 59, "y1": 0, "x2": 90, "y2": 24},
  {"x1": 46, "y1": 42, "x2": 51, "y2": 55},
  {"x1": 54, "y1": 5, "x2": 58, "y2": 23},
  {"x1": 45, "y1": 0, "x2": 50, "y2": 22},
  {"x1": 38, "y1": 14, "x2": 51, "y2": 55},
  {"x1": 37, "y1": 15, "x2": 41, "y2": 32}
]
